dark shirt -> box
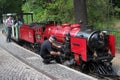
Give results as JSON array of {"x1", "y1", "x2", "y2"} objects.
[{"x1": 40, "y1": 40, "x2": 52, "y2": 58}]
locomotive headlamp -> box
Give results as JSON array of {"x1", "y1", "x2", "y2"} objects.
[{"x1": 35, "y1": 34, "x2": 41, "y2": 40}]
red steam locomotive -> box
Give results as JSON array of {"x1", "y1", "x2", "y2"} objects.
[{"x1": 11, "y1": 21, "x2": 115, "y2": 75}]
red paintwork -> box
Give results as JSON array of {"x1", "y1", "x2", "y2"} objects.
[
  {"x1": 32, "y1": 26, "x2": 45, "y2": 43},
  {"x1": 108, "y1": 35, "x2": 115, "y2": 56},
  {"x1": 71, "y1": 37, "x2": 87, "y2": 62},
  {"x1": 20, "y1": 24, "x2": 46, "y2": 43},
  {"x1": 44, "y1": 23, "x2": 80, "y2": 42},
  {"x1": 70, "y1": 27, "x2": 80, "y2": 37},
  {"x1": 20, "y1": 23, "x2": 81, "y2": 44},
  {"x1": 20, "y1": 25, "x2": 35, "y2": 43}
]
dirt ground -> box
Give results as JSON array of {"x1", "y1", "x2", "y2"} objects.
[
  {"x1": 111, "y1": 50, "x2": 120, "y2": 75},
  {"x1": 112, "y1": 50, "x2": 120, "y2": 63}
]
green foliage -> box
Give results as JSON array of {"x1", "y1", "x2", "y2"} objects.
[
  {"x1": 22, "y1": 0, "x2": 74, "y2": 23},
  {"x1": 87, "y1": 0, "x2": 114, "y2": 29},
  {"x1": 111, "y1": 0, "x2": 120, "y2": 19},
  {"x1": 0, "y1": 0, "x2": 23, "y2": 14},
  {"x1": 112, "y1": 0, "x2": 120, "y2": 8},
  {"x1": 22, "y1": 0, "x2": 115, "y2": 27},
  {"x1": 114, "y1": 6, "x2": 120, "y2": 18},
  {"x1": 0, "y1": 0, "x2": 23, "y2": 21},
  {"x1": 22, "y1": 0, "x2": 120, "y2": 30}
]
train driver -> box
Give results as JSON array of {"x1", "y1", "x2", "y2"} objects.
[{"x1": 40, "y1": 35, "x2": 62, "y2": 64}]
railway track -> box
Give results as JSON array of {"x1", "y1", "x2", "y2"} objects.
[
  {"x1": 102, "y1": 75, "x2": 120, "y2": 80},
  {"x1": 90, "y1": 73, "x2": 120, "y2": 80},
  {"x1": 69, "y1": 65, "x2": 120, "y2": 80}
]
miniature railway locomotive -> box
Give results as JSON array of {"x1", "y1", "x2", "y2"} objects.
[{"x1": 10, "y1": 21, "x2": 115, "y2": 76}]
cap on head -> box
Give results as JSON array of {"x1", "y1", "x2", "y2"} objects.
[
  {"x1": 49, "y1": 35, "x2": 57, "y2": 41},
  {"x1": 7, "y1": 13, "x2": 12, "y2": 16}
]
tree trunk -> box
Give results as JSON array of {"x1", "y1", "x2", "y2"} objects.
[{"x1": 73, "y1": 0, "x2": 87, "y2": 30}]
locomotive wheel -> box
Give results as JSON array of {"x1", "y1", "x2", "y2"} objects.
[
  {"x1": 80, "y1": 63, "x2": 89, "y2": 73},
  {"x1": 88, "y1": 63, "x2": 96, "y2": 73}
]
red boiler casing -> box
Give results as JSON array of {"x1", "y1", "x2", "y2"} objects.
[{"x1": 44, "y1": 23, "x2": 81, "y2": 42}]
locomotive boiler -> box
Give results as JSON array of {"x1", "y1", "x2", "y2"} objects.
[{"x1": 10, "y1": 21, "x2": 115, "y2": 76}]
